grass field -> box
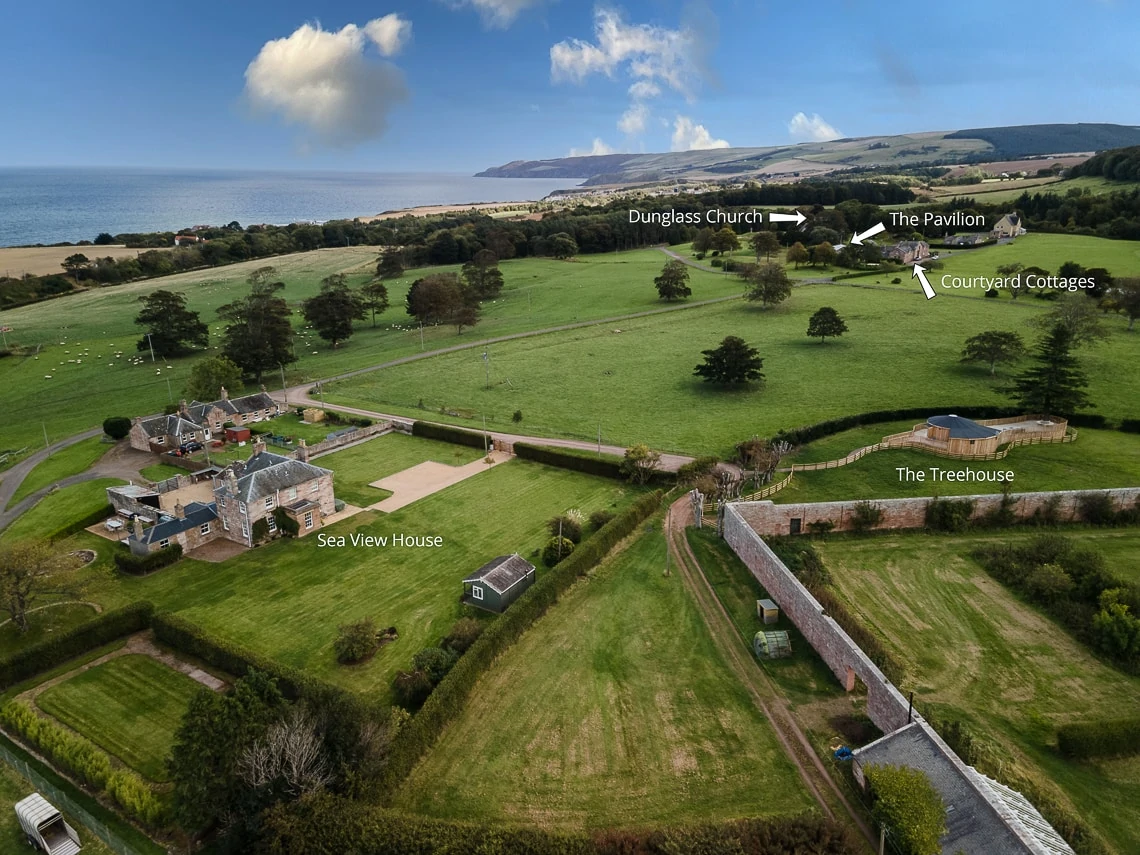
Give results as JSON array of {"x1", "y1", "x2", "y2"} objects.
[
  {"x1": 931, "y1": 175, "x2": 1140, "y2": 205},
  {"x1": 816, "y1": 530, "x2": 1140, "y2": 854},
  {"x1": 328, "y1": 281, "x2": 1140, "y2": 456},
  {"x1": 1, "y1": 478, "x2": 121, "y2": 542},
  {"x1": 775, "y1": 428, "x2": 1140, "y2": 504},
  {"x1": 0, "y1": 604, "x2": 99, "y2": 658},
  {"x1": 8, "y1": 437, "x2": 110, "y2": 504},
  {"x1": 0, "y1": 761, "x2": 114, "y2": 854},
  {"x1": 36, "y1": 655, "x2": 202, "y2": 782},
  {"x1": 316, "y1": 432, "x2": 484, "y2": 507},
  {"x1": 138, "y1": 463, "x2": 186, "y2": 483},
  {"x1": 394, "y1": 526, "x2": 815, "y2": 828},
  {"x1": 0, "y1": 247, "x2": 737, "y2": 454}
]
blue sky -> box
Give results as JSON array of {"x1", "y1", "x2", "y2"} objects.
[{"x1": 2, "y1": 0, "x2": 1138, "y2": 172}]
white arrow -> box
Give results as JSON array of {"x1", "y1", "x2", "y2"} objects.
[
  {"x1": 912, "y1": 264, "x2": 937, "y2": 300},
  {"x1": 768, "y1": 210, "x2": 807, "y2": 226},
  {"x1": 850, "y1": 222, "x2": 887, "y2": 245}
]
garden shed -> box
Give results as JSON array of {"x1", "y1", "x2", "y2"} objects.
[
  {"x1": 225, "y1": 426, "x2": 251, "y2": 443},
  {"x1": 462, "y1": 554, "x2": 536, "y2": 613},
  {"x1": 756, "y1": 598, "x2": 779, "y2": 625},
  {"x1": 753, "y1": 630, "x2": 792, "y2": 659}
]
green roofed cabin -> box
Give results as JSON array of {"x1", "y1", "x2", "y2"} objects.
[{"x1": 462, "y1": 554, "x2": 536, "y2": 613}]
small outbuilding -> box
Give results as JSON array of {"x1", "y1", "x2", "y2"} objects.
[
  {"x1": 753, "y1": 630, "x2": 792, "y2": 659},
  {"x1": 756, "y1": 598, "x2": 779, "y2": 625},
  {"x1": 925, "y1": 414, "x2": 1002, "y2": 455},
  {"x1": 462, "y1": 554, "x2": 536, "y2": 613},
  {"x1": 225, "y1": 426, "x2": 252, "y2": 443}
]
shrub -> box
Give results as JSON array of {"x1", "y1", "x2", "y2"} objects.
[
  {"x1": 0, "y1": 602, "x2": 153, "y2": 689},
  {"x1": 412, "y1": 647, "x2": 458, "y2": 686},
  {"x1": 392, "y1": 669, "x2": 433, "y2": 710},
  {"x1": 589, "y1": 509, "x2": 616, "y2": 529},
  {"x1": 113, "y1": 544, "x2": 183, "y2": 575},
  {"x1": 1077, "y1": 492, "x2": 1118, "y2": 526},
  {"x1": 864, "y1": 764, "x2": 947, "y2": 855},
  {"x1": 442, "y1": 618, "x2": 483, "y2": 654},
  {"x1": 547, "y1": 515, "x2": 582, "y2": 544},
  {"x1": 273, "y1": 507, "x2": 300, "y2": 538},
  {"x1": 1057, "y1": 717, "x2": 1140, "y2": 759},
  {"x1": 807, "y1": 520, "x2": 835, "y2": 536},
  {"x1": 890, "y1": 277, "x2": 902, "y2": 284},
  {"x1": 850, "y1": 501, "x2": 883, "y2": 533},
  {"x1": 542, "y1": 536, "x2": 576, "y2": 567},
  {"x1": 925, "y1": 497, "x2": 975, "y2": 532},
  {"x1": 676, "y1": 456, "x2": 719, "y2": 485},
  {"x1": 102, "y1": 417, "x2": 131, "y2": 439},
  {"x1": 334, "y1": 618, "x2": 380, "y2": 664},
  {"x1": 107, "y1": 769, "x2": 169, "y2": 827},
  {"x1": 1120, "y1": 418, "x2": 1140, "y2": 434},
  {"x1": 252, "y1": 518, "x2": 270, "y2": 543},
  {"x1": 512, "y1": 410, "x2": 523, "y2": 423},
  {"x1": 514, "y1": 442, "x2": 673, "y2": 485}
]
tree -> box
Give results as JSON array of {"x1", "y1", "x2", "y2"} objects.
[
  {"x1": 359, "y1": 281, "x2": 390, "y2": 328},
  {"x1": 692, "y1": 227, "x2": 714, "y2": 255},
  {"x1": 694, "y1": 336, "x2": 765, "y2": 385},
  {"x1": 102, "y1": 417, "x2": 131, "y2": 440},
  {"x1": 238, "y1": 707, "x2": 333, "y2": 800},
  {"x1": 786, "y1": 241, "x2": 809, "y2": 268},
  {"x1": 1011, "y1": 324, "x2": 1093, "y2": 416},
  {"x1": 376, "y1": 248, "x2": 404, "y2": 279},
  {"x1": 711, "y1": 227, "x2": 740, "y2": 254},
  {"x1": 135, "y1": 290, "x2": 208, "y2": 357},
  {"x1": 1030, "y1": 291, "x2": 1108, "y2": 347},
  {"x1": 61, "y1": 253, "x2": 89, "y2": 281},
  {"x1": 750, "y1": 230, "x2": 781, "y2": 261},
  {"x1": 185, "y1": 355, "x2": 244, "y2": 402},
  {"x1": 654, "y1": 259, "x2": 692, "y2": 302},
  {"x1": 864, "y1": 764, "x2": 947, "y2": 855},
  {"x1": 546, "y1": 233, "x2": 578, "y2": 260},
  {"x1": 620, "y1": 444, "x2": 661, "y2": 485},
  {"x1": 741, "y1": 262, "x2": 792, "y2": 308},
  {"x1": 333, "y1": 618, "x2": 379, "y2": 664},
  {"x1": 218, "y1": 270, "x2": 296, "y2": 383},
  {"x1": 93, "y1": 232, "x2": 115, "y2": 246},
  {"x1": 461, "y1": 249, "x2": 504, "y2": 299},
  {"x1": 542, "y1": 536, "x2": 575, "y2": 567},
  {"x1": 960, "y1": 330, "x2": 1025, "y2": 375},
  {"x1": 1113, "y1": 277, "x2": 1140, "y2": 330},
  {"x1": 0, "y1": 541, "x2": 82, "y2": 633},
  {"x1": 302, "y1": 274, "x2": 366, "y2": 348},
  {"x1": 405, "y1": 273, "x2": 479, "y2": 333},
  {"x1": 806, "y1": 306, "x2": 849, "y2": 343},
  {"x1": 810, "y1": 242, "x2": 837, "y2": 267}
]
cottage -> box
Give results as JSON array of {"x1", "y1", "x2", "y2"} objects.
[
  {"x1": 212, "y1": 386, "x2": 281, "y2": 426},
  {"x1": 943, "y1": 233, "x2": 990, "y2": 247},
  {"x1": 126, "y1": 501, "x2": 218, "y2": 556},
  {"x1": 991, "y1": 213, "x2": 1026, "y2": 240},
  {"x1": 462, "y1": 554, "x2": 536, "y2": 613},
  {"x1": 882, "y1": 240, "x2": 930, "y2": 265},
  {"x1": 128, "y1": 413, "x2": 210, "y2": 452}
]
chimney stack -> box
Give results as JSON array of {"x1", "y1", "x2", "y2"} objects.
[
  {"x1": 132, "y1": 515, "x2": 143, "y2": 540},
  {"x1": 178, "y1": 399, "x2": 189, "y2": 417},
  {"x1": 174, "y1": 502, "x2": 185, "y2": 520},
  {"x1": 253, "y1": 438, "x2": 267, "y2": 456},
  {"x1": 220, "y1": 386, "x2": 229, "y2": 401}
]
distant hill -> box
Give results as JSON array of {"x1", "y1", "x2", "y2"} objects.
[{"x1": 476, "y1": 123, "x2": 1140, "y2": 187}]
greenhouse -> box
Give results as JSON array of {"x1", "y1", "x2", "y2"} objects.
[{"x1": 753, "y1": 630, "x2": 792, "y2": 660}]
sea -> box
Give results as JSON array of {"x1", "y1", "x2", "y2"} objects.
[{"x1": 0, "y1": 168, "x2": 580, "y2": 247}]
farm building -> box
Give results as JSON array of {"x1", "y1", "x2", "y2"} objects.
[
  {"x1": 753, "y1": 630, "x2": 792, "y2": 659},
  {"x1": 463, "y1": 554, "x2": 536, "y2": 613},
  {"x1": 756, "y1": 598, "x2": 779, "y2": 625}
]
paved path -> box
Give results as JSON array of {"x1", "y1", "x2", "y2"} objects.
[
  {"x1": 0, "y1": 429, "x2": 102, "y2": 512},
  {"x1": 368, "y1": 450, "x2": 511, "y2": 512}
]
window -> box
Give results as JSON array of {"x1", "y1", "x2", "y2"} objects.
[
  {"x1": 471, "y1": 585, "x2": 483, "y2": 601},
  {"x1": 310, "y1": 481, "x2": 319, "y2": 494},
  {"x1": 265, "y1": 496, "x2": 275, "y2": 510},
  {"x1": 222, "y1": 517, "x2": 229, "y2": 531},
  {"x1": 289, "y1": 487, "x2": 298, "y2": 500},
  {"x1": 239, "y1": 501, "x2": 246, "y2": 513},
  {"x1": 200, "y1": 522, "x2": 211, "y2": 535},
  {"x1": 303, "y1": 511, "x2": 314, "y2": 529},
  {"x1": 267, "y1": 515, "x2": 277, "y2": 533},
  {"x1": 214, "y1": 421, "x2": 222, "y2": 430},
  {"x1": 159, "y1": 539, "x2": 170, "y2": 549},
  {"x1": 155, "y1": 437, "x2": 165, "y2": 445},
  {"x1": 217, "y1": 497, "x2": 225, "y2": 509},
  {"x1": 241, "y1": 520, "x2": 249, "y2": 538}
]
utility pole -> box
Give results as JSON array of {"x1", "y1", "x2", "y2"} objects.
[
  {"x1": 42, "y1": 422, "x2": 50, "y2": 454},
  {"x1": 419, "y1": 323, "x2": 424, "y2": 351},
  {"x1": 482, "y1": 350, "x2": 490, "y2": 389},
  {"x1": 482, "y1": 414, "x2": 489, "y2": 454},
  {"x1": 279, "y1": 363, "x2": 288, "y2": 405},
  {"x1": 166, "y1": 377, "x2": 173, "y2": 403},
  {"x1": 146, "y1": 333, "x2": 155, "y2": 363},
  {"x1": 597, "y1": 424, "x2": 602, "y2": 454}
]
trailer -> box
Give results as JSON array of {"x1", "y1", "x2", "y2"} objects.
[{"x1": 14, "y1": 794, "x2": 81, "y2": 854}]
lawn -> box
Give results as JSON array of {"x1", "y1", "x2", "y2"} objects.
[
  {"x1": 327, "y1": 281, "x2": 1140, "y2": 456},
  {"x1": 0, "y1": 246, "x2": 735, "y2": 454},
  {"x1": 138, "y1": 463, "x2": 187, "y2": 483},
  {"x1": 0, "y1": 761, "x2": 114, "y2": 855},
  {"x1": 775, "y1": 427, "x2": 1140, "y2": 504},
  {"x1": 9, "y1": 437, "x2": 110, "y2": 504},
  {"x1": 36, "y1": 655, "x2": 203, "y2": 783},
  {"x1": 816, "y1": 530, "x2": 1140, "y2": 854},
  {"x1": 1, "y1": 478, "x2": 122, "y2": 542},
  {"x1": 317, "y1": 432, "x2": 485, "y2": 507},
  {"x1": 96, "y1": 460, "x2": 643, "y2": 696},
  {"x1": 0, "y1": 604, "x2": 99, "y2": 658},
  {"x1": 394, "y1": 526, "x2": 815, "y2": 829}
]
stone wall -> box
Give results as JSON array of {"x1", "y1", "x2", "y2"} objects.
[
  {"x1": 297, "y1": 422, "x2": 393, "y2": 461},
  {"x1": 736, "y1": 487, "x2": 1140, "y2": 536},
  {"x1": 723, "y1": 505, "x2": 913, "y2": 734}
]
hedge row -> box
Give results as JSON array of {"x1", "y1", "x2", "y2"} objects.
[
  {"x1": 1057, "y1": 717, "x2": 1140, "y2": 760},
  {"x1": 514, "y1": 442, "x2": 674, "y2": 485},
  {"x1": 0, "y1": 701, "x2": 169, "y2": 828},
  {"x1": 47, "y1": 503, "x2": 116, "y2": 542},
  {"x1": 0, "y1": 602, "x2": 154, "y2": 689},
  {"x1": 113, "y1": 544, "x2": 183, "y2": 575},
  {"x1": 261, "y1": 795, "x2": 861, "y2": 855},
  {"x1": 380, "y1": 490, "x2": 664, "y2": 795},
  {"x1": 411, "y1": 420, "x2": 490, "y2": 450}
]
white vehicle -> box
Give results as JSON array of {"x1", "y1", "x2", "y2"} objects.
[{"x1": 14, "y1": 794, "x2": 81, "y2": 854}]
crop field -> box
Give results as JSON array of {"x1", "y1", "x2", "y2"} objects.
[
  {"x1": 395, "y1": 527, "x2": 815, "y2": 828},
  {"x1": 0, "y1": 247, "x2": 736, "y2": 453},
  {"x1": 0, "y1": 761, "x2": 114, "y2": 854},
  {"x1": 36, "y1": 654, "x2": 203, "y2": 782},
  {"x1": 0, "y1": 244, "x2": 149, "y2": 278},
  {"x1": 774, "y1": 428, "x2": 1140, "y2": 504},
  {"x1": 816, "y1": 531, "x2": 1140, "y2": 854},
  {"x1": 8, "y1": 437, "x2": 110, "y2": 504},
  {"x1": 328, "y1": 281, "x2": 1140, "y2": 456},
  {"x1": 84, "y1": 459, "x2": 644, "y2": 696}
]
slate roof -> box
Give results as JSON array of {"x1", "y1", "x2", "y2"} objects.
[
  {"x1": 219, "y1": 451, "x2": 330, "y2": 504},
  {"x1": 927, "y1": 414, "x2": 1001, "y2": 440},
  {"x1": 137, "y1": 414, "x2": 207, "y2": 439},
  {"x1": 854, "y1": 723, "x2": 1073, "y2": 855},
  {"x1": 133, "y1": 502, "x2": 217, "y2": 545},
  {"x1": 463, "y1": 554, "x2": 536, "y2": 594},
  {"x1": 197, "y1": 391, "x2": 278, "y2": 417}
]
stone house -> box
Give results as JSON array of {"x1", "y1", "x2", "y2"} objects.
[
  {"x1": 882, "y1": 240, "x2": 930, "y2": 265},
  {"x1": 126, "y1": 388, "x2": 282, "y2": 452},
  {"x1": 210, "y1": 387, "x2": 281, "y2": 426},
  {"x1": 126, "y1": 501, "x2": 218, "y2": 556},
  {"x1": 128, "y1": 413, "x2": 210, "y2": 452},
  {"x1": 991, "y1": 213, "x2": 1026, "y2": 240}
]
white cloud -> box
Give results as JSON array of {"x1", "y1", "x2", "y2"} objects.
[
  {"x1": 671, "y1": 115, "x2": 729, "y2": 152},
  {"x1": 446, "y1": 0, "x2": 541, "y2": 28},
  {"x1": 244, "y1": 18, "x2": 411, "y2": 148},
  {"x1": 363, "y1": 14, "x2": 412, "y2": 56},
  {"x1": 550, "y1": 8, "x2": 705, "y2": 98},
  {"x1": 787, "y1": 112, "x2": 843, "y2": 142},
  {"x1": 569, "y1": 138, "x2": 618, "y2": 157},
  {"x1": 618, "y1": 103, "x2": 650, "y2": 135},
  {"x1": 628, "y1": 81, "x2": 661, "y2": 99}
]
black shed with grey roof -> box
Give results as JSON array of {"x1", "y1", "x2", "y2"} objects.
[{"x1": 462, "y1": 554, "x2": 536, "y2": 613}]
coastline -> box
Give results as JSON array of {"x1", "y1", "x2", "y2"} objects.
[{"x1": 359, "y1": 199, "x2": 544, "y2": 222}]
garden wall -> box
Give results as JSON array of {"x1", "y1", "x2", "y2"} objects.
[
  {"x1": 297, "y1": 422, "x2": 394, "y2": 460},
  {"x1": 736, "y1": 488, "x2": 1140, "y2": 536},
  {"x1": 722, "y1": 505, "x2": 912, "y2": 733}
]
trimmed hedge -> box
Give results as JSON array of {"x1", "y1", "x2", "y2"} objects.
[
  {"x1": 113, "y1": 544, "x2": 183, "y2": 575},
  {"x1": 411, "y1": 420, "x2": 489, "y2": 449},
  {"x1": 1057, "y1": 717, "x2": 1140, "y2": 760},
  {"x1": 0, "y1": 602, "x2": 154, "y2": 689},
  {"x1": 47, "y1": 503, "x2": 115, "y2": 542},
  {"x1": 1121, "y1": 419, "x2": 1140, "y2": 434},
  {"x1": 380, "y1": 490, "x2": 664, "y2": 795},
  {"x1": 515, "y1": 442, "x2": 674, "y2": 485}
]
